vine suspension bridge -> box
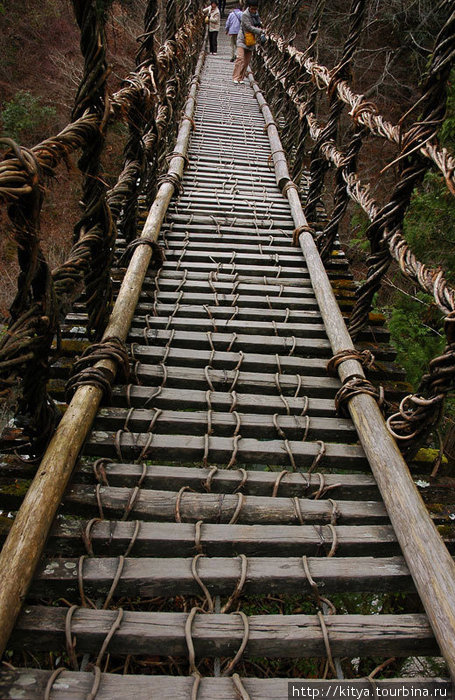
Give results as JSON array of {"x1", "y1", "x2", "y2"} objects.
[{"x1": 0, "y1": 1, "x2": 455, "y2": 697}]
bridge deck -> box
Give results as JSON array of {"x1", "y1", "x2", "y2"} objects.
[{"x1": 0, "y1": 33, "x2": 451, "y2": 698}]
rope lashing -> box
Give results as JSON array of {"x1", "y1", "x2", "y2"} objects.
[
  {"x1": 335, "y1": 375, "x2": 384, "y2": 417},
  {"x1": 157, "y1": 171, "x2": 184, "y2": 194},
  {"x1": 118, "y1": 238, "x2": 164, "y2": 267},
  {"x1": 327, "y1": 349, "x2": 375, "y2": 376},
  {"x1": 293, "y1": 224, "x2": 315, "y2": 246},
  {"x1": 281, "y1": 179, "x2": 299, "y2": 196},
  {"x1": 65, "y1": 337, "x2": 130, "y2": 403}
]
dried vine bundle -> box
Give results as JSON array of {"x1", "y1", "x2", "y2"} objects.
[
  {"x1": 252, "y1": 1, "x2": 455, "y2": 450},
  {"x1": 0, "y1": 0, "x2": 205, "y2": 453}
]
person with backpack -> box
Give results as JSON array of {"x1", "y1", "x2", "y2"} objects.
[
  {"x1": 225, "y1": 5, "x2": 243, "y2": 62},
  {"x1": 203, "y1": 1, "x2": 221, "y2": 54},
  {"x1": 232, "y1": 1, "x2": 264, "y2": 83}
]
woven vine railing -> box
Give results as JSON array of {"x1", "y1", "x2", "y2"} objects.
[
  {"x1": 253, "y1": 0, "x2": 455, "y2": 452},
  {"x1": 0, "y1": 0, "x2": 204, "y2": 454}
]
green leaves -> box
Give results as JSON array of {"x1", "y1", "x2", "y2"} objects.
[
  {"x1": 1, "y1": 91, "x2": 56, "y2": 145},
  {"x1": 386, "y1": 291, "x2": 445, "y2": 388}
]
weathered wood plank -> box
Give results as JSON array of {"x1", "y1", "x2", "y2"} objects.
[
  {"x1": 62, "y1": 484, "x2": 386, "y2": 524},
  {"x1": 145, "y1": 292, "x2": 321, "y2": 310},
  {"x1": 92, "y1": 407, "x2": 355, "y2": 441},
  {"x1": 50, "y1": 385, "x2": 342, "y2": 417},
  {"x1": 11, "y1": 606, "x2": 438, "y2": 658},
  {"x1": 69, "y1": 462, "x2": 379, "y2": 498},
  {"x1": 1, "y1": 670, "x2": 448, "y2": 700},
  {"x1": 163, "y1": 248, "x2": 308, "y2": 266},
  {"x1": 132, "y1": 269, "x2": 355, "y2": 295},
  {"x1": 94, "y1": 344, "x2": 402, "y2": 379},
  {"x1": 160, "y1": 246, "x2": 350, "y2": 272},
  {"x1": 167, "y1": 201, "x2": 292, "y2": 216},
  {"x1": 101, "y1": 365, "x2": 341, "y2": 398},
  {"x1": 65, "y1": 313, "x2": 389, "y2": 345},
  {"x1": 32, "y1": 555, "x2": 415, "y2": 599},
  {"x1": 84, "y1": 431, "x2": 368, "y2": 468},
  {"x1": 166, "y1": 213, "x2": 294, "y2": 231},
  {"x1": 132, "y1": 327, "x2": 331, "y2": 353},
  {"x1": 131, "y1": 303, "x2": 324, "y2": 323},
  {"x1": 0, "y1": 671, "x2": 449, "y2": 700},
  {"x1": 45, "y1": 519, "x2": 403, "y2": 557},
  {"x1": 159, "y1": 259, "x2": 351, "y2": 281}
]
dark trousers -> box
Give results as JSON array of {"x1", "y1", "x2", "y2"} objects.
[{"x1": 209, "y1": 31, "x2": 218, "y2": 53}]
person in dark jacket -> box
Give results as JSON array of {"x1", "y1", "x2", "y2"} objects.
[
  {"x1": 232, "y1": 1, "x2": 263, "y2": 83},
  {"x1": 225, "y1": 5, "x2": 242, "y2": 62}
]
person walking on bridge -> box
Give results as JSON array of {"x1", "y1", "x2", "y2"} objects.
[
  {"x1": 232, "y1": 0, "x2": 263, "y2": 83},
  {"x1": 225, "y1": 5, "x2": 243, "y2": 62},
  {"x1": 203, "y1": 1, "x2": 221, "y2": 54}
]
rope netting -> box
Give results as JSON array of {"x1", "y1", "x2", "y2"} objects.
[
  {"x1": 253, "y1": 0, "x2": 455, "y2": 453},
  {"x1": 0, "y1": 0, "x2": 204, "y2": 454}
]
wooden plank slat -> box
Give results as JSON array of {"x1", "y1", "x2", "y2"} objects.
[
  {"x1": 140, "y1": 292, "x2": 321, "y2": 309},
  {"x1": 91, "y1": 407, "x2": 356, "y2": 441},
  {"x1": 163, "y1": 248, "x2": 307, "y2": 266},
  {"x1": 84, "y1": 431, "x2": 367, "y2": 468},
  {"x1": 65, "y1": 314, "x2": 389, "y2": 346},
  {"x1": 54, "y1": 386, "x2": 341, "y2": 417},
  {"x1": 70, "y1": 462, "x2": 380, "y2": 498},
  {"x1": 11, "y1": 606, "x2": 438, "y2": 658},
  {"x1": 98, "y1": 365, "x2": 341, "y2": 398},
  {"x1": 127, "y1": 329, "x2": 391, "y2": 358},
  {"x1": 62, "y1": 485, "x2": 386, "y2": 524},
  {"x1": 32, "y1": 555, "x2": 415, "y2": 598},
  {"x1": 159, "y1": 260, "x2": 352, "y2": 281},
  {"x1": 94, "y1": 344, "x2": 402, "y2": 379},
  {"x1": 45, "y1": 519, "x2": 402, "y2": 557},
  {"x1": 130, "y1": 303, "x2": 324, "y2": 323},
  {"x1": 0, "y1": 671, "x2": 450, "y2": 700}
]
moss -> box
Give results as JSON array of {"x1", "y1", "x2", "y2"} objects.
[
  {"x1": 368, "y1": 311, "x2": 386, "y2": 324},
  {"x1": 414, "y1": 448, "x2": 448, "y2": 465},
  {"x1": 437, "y1": 524, "x2": 455, "y2": 539},
  {"x1": 330, "y1": 279, "x2": 356, "y2": 290},
  {"x1": 428, "y1": 502, "x2": 445, "y2": 514},
  {"x1": 0, "y1": 478, "x2": 31, "y2": 496},
  {"x1": 56, "y1": 339, "x2": 91, "y2": 355},
  {"x1": 0, "y1": 514, "x2": 14, "y2": 536}
]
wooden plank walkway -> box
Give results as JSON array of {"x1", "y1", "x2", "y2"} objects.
[{"x1": 1, "y1": 31, "x2": 454, "y2": 698}]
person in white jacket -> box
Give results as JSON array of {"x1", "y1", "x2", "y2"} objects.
[{"x1": 203, "y1": 2, "x2": 221, "y2": 54}]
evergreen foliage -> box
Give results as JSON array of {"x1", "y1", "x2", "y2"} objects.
[{"x1": 1, "y1": 90, "x2": 56, "y2": 144}]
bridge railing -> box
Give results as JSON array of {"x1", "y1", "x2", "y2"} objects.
[
  {"x1": 253, "y1": 0, "x2": 455, "y2": 454},
  {"x1": 0, "y1": 0, "x2": 204, "y2": 454}
]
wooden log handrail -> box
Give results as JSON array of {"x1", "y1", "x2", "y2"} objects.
[
  {"x1": 0, "y1": 41, "x2": 207, "y2": 659},
  {"x1": 248, "y1": 67, "x2": 455, "y2": 681}
]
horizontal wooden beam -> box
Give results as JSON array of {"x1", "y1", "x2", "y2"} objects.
[
  {"x1": 1, "y1": 670, "x2": 448, "y2": 700},
  {"x1": 84, "y1": 431, "x2": 368, "y2": 469},
  {"x1": 11, "y1": 606, "x2": 438, "y2": 658},
  {"x1": 44, "y1": 518, "x2": 403, "y2": 557},
  {"x1": 0, "y1": 668, "x2": 451, "y2": 700},
  {"x1": 65, "y1": 462, "x2": 395, "y2": 499},
  {"x1": 91, "y1": 407, "x2": 356, "y2": 441},
  {"x1": 51, "y1": 385, "x2": 341, "y2": 417},
  {"x1": 32, "y1": 555, "x2": 415, "y2": 599},
  {"x1": 62, "y1": 484, "x2": 387, "y2": 524}
]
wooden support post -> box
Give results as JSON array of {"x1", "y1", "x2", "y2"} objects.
[
  {"x1": 249, "y1": 69, "x2": 455, "y2": 680},
  {"x1": 0, "y1": 47, "x2": 207, "y2": 659}
]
